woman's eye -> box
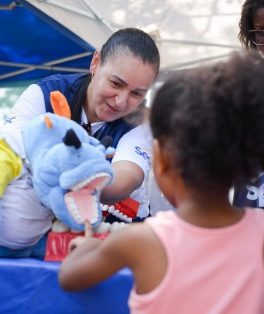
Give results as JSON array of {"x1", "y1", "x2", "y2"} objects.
[
  {"x1": 132, "y1": 91, "x2": 143, "y2": 98},
  {"x1": 110, "y1": 81, "x2": 121, "y2": 88}
]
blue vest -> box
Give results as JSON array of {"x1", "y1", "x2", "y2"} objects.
[{"x1": 37, "y1": 73, "x2": 134, "y2": 148}]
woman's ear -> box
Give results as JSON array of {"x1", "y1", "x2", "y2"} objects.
[{"x1": 90, "y1": 50, "x2": 101, "y2": 75}]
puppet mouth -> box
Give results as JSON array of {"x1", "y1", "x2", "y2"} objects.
[{"x1": 64, "y1": 173, "x2": 111, "y2": 225}]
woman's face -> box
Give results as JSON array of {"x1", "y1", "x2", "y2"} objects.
[
  {"x1": 252, "y1": 8, "x2": 264, "y2": 54},
  {"x1": 88, "y1": 51, "x2": 157, "y2": 122}
]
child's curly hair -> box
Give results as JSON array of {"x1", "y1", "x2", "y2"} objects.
[{"x1": 150, "y1": 52, "x2": 264, "y2": 192}]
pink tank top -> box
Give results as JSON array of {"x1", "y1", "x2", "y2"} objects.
[{"x1": 129, "y1": 208, "x2": 264, "y2": 314}]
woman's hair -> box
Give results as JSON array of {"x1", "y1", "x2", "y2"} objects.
[
  {"x1": 150, "y1": 52, "x2": 264, "y2": 192},
  {"x1": 101, "y1": 27, "x2": 160, "y2": 76},
  {"x1": 71, "y1": 74, "x2": 90, "y2": 122},
  {"x1": 239, "y1": 0, "x2": 264, "y2": 50}
]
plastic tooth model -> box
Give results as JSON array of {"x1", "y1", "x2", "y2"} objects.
[
  {"x1": 102, "y1": 197, "x2": 139, "y2": 223},
  {"x1": 46, "y1": 196, "x2": 138, "y2": 261}
]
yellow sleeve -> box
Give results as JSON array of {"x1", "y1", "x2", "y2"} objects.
[{"x1": 0, "y1": 139, "x2": 23, "y2": 197}]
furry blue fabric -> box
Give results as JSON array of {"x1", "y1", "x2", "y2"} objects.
[{"x1": 23, "y1": 113, "x2": 114, "y2": 231}]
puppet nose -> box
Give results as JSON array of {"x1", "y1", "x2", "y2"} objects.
[{"x1": 63, "y1": 129, "x2": 81, "y2": 149}]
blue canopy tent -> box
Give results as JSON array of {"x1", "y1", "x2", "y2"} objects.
[{"x1": 0, "y1": 0, "x2": 95, "y2": 86}]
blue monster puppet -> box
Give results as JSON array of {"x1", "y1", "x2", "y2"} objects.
[
  {"x1": 0, "y1": 91, "x2": 114, "y2": 241},
  {"x1": 23, "y1": 91, "x2": 114, "y2": 231}
]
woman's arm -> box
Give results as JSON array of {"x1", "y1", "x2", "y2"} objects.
[
  {"x1": 101, "y1": 160, "x2": 144, "y2": 204},
  {"x1": 101, "y1": 124, "x2": 152, "y2": 204}
]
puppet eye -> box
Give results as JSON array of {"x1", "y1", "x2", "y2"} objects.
[{"x1": 44, "y1": 116, "x2": 53, "y2": 128}]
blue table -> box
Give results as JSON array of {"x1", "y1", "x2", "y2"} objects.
[{"x1": 0, "y1": 258, "x2": 133, "y2": 314}]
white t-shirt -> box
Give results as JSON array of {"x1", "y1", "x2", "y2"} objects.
[{"x1": 112, "y1": 123, "x2": 152, "y2": 217}]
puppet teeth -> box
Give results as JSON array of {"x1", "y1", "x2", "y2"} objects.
[
  {"x1": 72, "y1": 210, "x2": 83, "y2": 224},
  {"x1": 97, "y1": 175, "x2": 111, "y2": 189},
  {"x1": 66, "y1": 196, "x2": 84, "y2": 224},
  {"x1": 71, "y1": 173, "x2": 111, "y2": 191},
  {"x1": 66, "y1": 193, "x2": 100, "y2": 225}
]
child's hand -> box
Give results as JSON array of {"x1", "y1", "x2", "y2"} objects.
[{"x1": 68, "y1": 220, "x2": 93, "y2": 253}]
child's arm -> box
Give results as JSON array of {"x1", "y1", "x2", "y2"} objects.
[
  {"x1": 67, "y1": 221, "x2": 101, "y2": 255},
  {"x1": 59, "y1": 220, "x2": 164, "y2": 293},
  {"x1": 59, "y1": 220, "x2": 151, "y2": 291},
  {"x1": 0, "y1": 139, "x2": 22, "y2": 197},
  {"x1": 59, "y1": 222, "x2": 135, "y2": 291}
]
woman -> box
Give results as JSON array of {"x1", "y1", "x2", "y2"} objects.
[
  {"x1": 0, "y1": 28, "x2": 160, "y2": 257},
  {"x1": 239, "y1": 0, "x2": 264, "y2": 55},
  {"x1": 233, "y1": 0, "x2": 264, "y2": 208}
]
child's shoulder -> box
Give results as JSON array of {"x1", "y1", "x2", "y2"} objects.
[
  {"x1": 145, "y1": 210, "x2": 177, "y2": 227},
  {"x1": 246, "y1": 207, "x2": 264, "y2": 222}
]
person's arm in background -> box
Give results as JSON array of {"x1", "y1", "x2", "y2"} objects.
[{"x1": 101, "y1": 123, "x2": 152, "y2": 204}]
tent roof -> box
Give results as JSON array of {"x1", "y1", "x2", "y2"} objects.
[
  {"x1": 28, "y1": 0, "x2": 244, "y2": 79},
  {"x1": 0, "y1": 0, "x2": 95, "y2": 86},
  {"x1": 0, "y1": 0, "x2": 244, "y2": 86}
]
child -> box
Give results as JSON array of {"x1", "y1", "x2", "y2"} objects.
[{"x1": 59, "y1": 52, "x2": 264, "y2": 314}]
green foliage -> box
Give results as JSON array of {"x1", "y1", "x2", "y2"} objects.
[{"x1": 0, "y1": 87, "x2": 25, "y2": 108}]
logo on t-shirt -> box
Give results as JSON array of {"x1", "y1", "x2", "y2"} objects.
[
  {"x1": 4, "y1": 115, "x2": 15, "y2": 124},
  {"x1": 135, "y1": 146, "x2": 151, "y2": 166}
]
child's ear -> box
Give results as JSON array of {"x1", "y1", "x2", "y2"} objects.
[{"x1": 152, "y1": 139, "x2": 171, "y2": 176}]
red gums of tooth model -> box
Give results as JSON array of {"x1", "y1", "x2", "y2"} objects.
[{"x1": 44, "y1": 231, "x2": 109, "y2": 262}]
